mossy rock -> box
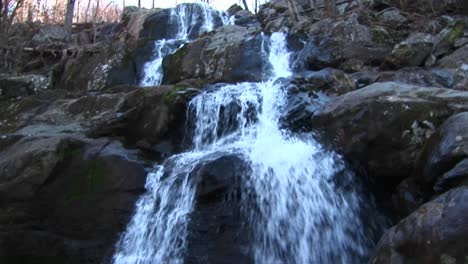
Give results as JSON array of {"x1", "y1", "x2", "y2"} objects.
[{"x1": 372, "y1": 26, "x2": 392, "y2": 44}]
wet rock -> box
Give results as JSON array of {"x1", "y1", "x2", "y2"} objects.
[
  {"x1": 0, "y1": 135, "x2": 147, "y2": 264},
  {"x1": 162, "y1": 25, "x2": 266, "y2": 85},
  {"x1": 311, "y1": 82, "x2": 468, "y2": 188},
  {"x1": 0, "y1": 74, "x2": 49, "y2": 99},
  {"x1": 414, "y1": 112, "x2": 468, "y2": 192},
  {"x1": 185, "y1": 154, "x2": 253, "y2": 264},
  {"x1": 370, "y1": 187, "x2": 468, "y2": 264},
  {"x1": 383, "y1": 33, "x2": 435, "y2": 69}
]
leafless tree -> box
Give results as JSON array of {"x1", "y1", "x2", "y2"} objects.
[{"x1": 64, "y1": 0, "x2": 76, "y2": 34}]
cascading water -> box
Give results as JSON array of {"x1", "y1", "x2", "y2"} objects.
[
  {"x1": 139, "y1": 3, "x2": 232, "y2": 86},
  {"x1": 113, "y1": 32, "x2": 385, "y2": 264}
]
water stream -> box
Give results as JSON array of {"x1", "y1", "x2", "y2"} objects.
[{"x1": 113, "y1": 5, "x2": 384, "y2": 264}]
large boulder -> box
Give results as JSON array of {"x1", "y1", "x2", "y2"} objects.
[
  {"x1": 414, "y1": 112, "x2": 468, "y2": 192},
  {"x1": 0, "y1": 74, "x2": 49, "y2": 99},
  {"x1": 382, "y1": 33, "x2": 435, "y2": 69},
  {"x1": 162, "y1": 25, "x2": 267, "y2": 85},
  {"x1": 370, "y1": 187, "x2": 468, "y2": 264},
  {"x1": 311, "y1": 82, "x2": 468, "y2": 188},
  {"x1": 0, "y1": 135, "x2": 147, "y2": 264},
  {"x1": 185, "y1": 154, "x2": 253, "y2": 263}
]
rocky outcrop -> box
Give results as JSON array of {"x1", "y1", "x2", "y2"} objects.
[
  {"x1": 311, "y1": 82, "x2": 468, "y2": 188},
  {"x1": 162, "y1": 25, "x2": 266, "y2": 85},
  {"x1": 0, "y1": 135, "x2": 147, "y2": 264},
  {"x1": 370, "y1": 186, "x2": 468, "y2": 264}
]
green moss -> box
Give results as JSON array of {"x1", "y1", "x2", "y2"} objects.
[
  {"x1": 448, "y1": 21, "x2": 465, "y2": 45},
  {"x1": 62, "y1": 159, "x2": 107, "y2": 206},
  {"x1": 57, "y1": 146, "x2": 81, "y2": 161},
  {"x1": 372, "y1": 27, "x2": 390, "y2": 44},
  {"x1": 82, "y1": 160, "x2": 106, "y2": 192},
  {"x1": 164, "y1": 85, "x2": 190, "y2": 103}
]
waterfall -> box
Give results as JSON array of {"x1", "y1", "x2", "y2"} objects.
[
  {"x1": 139, "y1": 3, "x2": 232, "y2": 87},
  {"x1": 113, "y1": 32, "x2": 384, "y2": 264}
]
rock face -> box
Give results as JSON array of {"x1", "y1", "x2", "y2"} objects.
[
  {"x1": 162, "y1": 25, "x2": 267, "y2": 84},
  {"x1": 311, "y1": 82, "x2": 468, "y2": 188},
  {"x1": 185, "y1": 154, "x2": 253, "y2": 264},
  {"x1": 0, "y1": 135, "x2": 147, "y2": 264},
  {"x1": 370, "y1": 186, "x2": 468, "y2": 264}
]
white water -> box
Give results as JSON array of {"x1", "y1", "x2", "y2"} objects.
[
  {"x1": 114, "y1": 33, "x2": 382, "y2": 263},
  {"x1": 139, "y1": 3, "x2": 232, "y2": 86}
]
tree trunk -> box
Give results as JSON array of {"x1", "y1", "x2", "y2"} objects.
[
  {"x1": 286, "y1": 0, "x2": 299, "y2": 23},
  {"x1": 138, "y1": 0, "x2": 141, "y2": 8},
  {"x1": 325, "y1": 0, "x2": 337, "y2": 17},
  {"x1": 0, "y1": 0, "x2": 4, "y2": 27},
  {"x1": 152, "y1": 0, "x2": 155, "y2": 9},
  {"x1": 93, "y1": 0, "x2": 99, "y2": 22},
  {"x1": 85, "y1": 0, "x2": 91, "y2": 22},
  {"x1": 241, "y1": 0, "x2": 249, "y2": 11},
  {"x1": 64, "y1": 0, "x2": 76, "y2": 35},
  {"x1": 254, "y1": 0, "x2": 258, "y2": 14}
]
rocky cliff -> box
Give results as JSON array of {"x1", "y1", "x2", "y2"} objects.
[{"x1": 0, "y1": 0, "x2": 467, "y2": 263}]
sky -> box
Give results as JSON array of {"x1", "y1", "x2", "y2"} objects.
[{"x1": 122, "y1": 0, "x2": 241, "y2": 11}]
